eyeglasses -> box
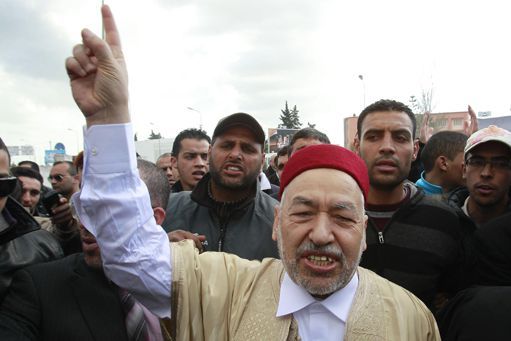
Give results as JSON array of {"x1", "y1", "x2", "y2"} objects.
[
  {"x1": 48, "y1": 174, "x2": 66, "y2": 182},
  {"x1": 466, "y1": 156, "x2": 511, "y2": 170},
  {"x1": 0, "y1": 177, "x2": 18, "y2": 197}
]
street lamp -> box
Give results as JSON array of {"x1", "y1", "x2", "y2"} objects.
[
  {"x1": 358, "y1": 74, "x2": 366, "y2": 108},
  {"x1": 187, "y1": 107, "x2": 203, "y2": 130},
  {"x1": 67, "y1": 128, "x2": 80, "y2": 155}
]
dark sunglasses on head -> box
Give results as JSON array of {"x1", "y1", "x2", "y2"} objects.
[
  {"x1": 48, "y1": 174, "x2": 65, "y2": 182},
  {"x1": 0, "y1": 177, "x2": 18, "y2": 197}
]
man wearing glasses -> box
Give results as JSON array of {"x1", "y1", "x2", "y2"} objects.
[
  {"x1": 458, "y1": 125, "x2": 511, "y2": 226},
  {"x1": 48, "y1": 161, "x2": 80, "y2": 201}
]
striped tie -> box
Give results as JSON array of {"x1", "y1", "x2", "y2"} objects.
[{"x1": 119, "y1": 288, "x2": 149, "y2": 341}]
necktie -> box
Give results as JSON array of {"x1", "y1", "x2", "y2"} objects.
[{"x1": 119, "y1": 288, "x2": 149, "y2": 341}]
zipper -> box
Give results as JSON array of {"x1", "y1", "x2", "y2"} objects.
[
  {"x1": 218, "y1": 225, "x2": 225, "y2": 251},
  {"x1": 378, "y1": 231, "x2": 385, "y2": 244}
]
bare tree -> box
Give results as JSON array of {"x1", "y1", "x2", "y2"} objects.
[{"x1": 409, "y1": 87, "x2": 434, "y2": 114}]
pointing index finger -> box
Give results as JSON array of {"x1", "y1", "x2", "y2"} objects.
[{"x1": 101, "y1": 5, "x2": 122, "y2": 51}]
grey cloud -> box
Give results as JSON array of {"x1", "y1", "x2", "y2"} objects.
[{"x1": 0, "y1": 1, "x2": 70, "y2": 81}]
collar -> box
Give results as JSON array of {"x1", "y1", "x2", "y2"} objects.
[
  {"x1": 416, "y1": 171, "x2": 443, "y2": 195},
  {"x1": 191, "y1": 172, "x2": 258, "y2": 208},
  {"x1": 259, "y1": 172, "x2": 272, "y2": 191},
  {"x1": 276, "y1": 271, "x2": 358, "y2": 323},
  {"x1": 171, "y1": 180, "x2": 184, "y2": 193}
]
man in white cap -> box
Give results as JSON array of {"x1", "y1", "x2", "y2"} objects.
[{"x1": 450, "y1": 125, "x2": 511, "y2": 225}]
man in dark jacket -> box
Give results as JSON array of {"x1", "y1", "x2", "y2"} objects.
[
  {"x1": 0, "y1": 138, "x2": 63, "y2": 302},
  {"x1": 163, "y1": 113, "x2": 279, "y2": 260},
  {"x1": 448, "y1": 125, "x2": 511, "y2": 226},
  {"x1": 353, "y1": 99, "x2": 472, "y2": 311},
  {"x1": 0, "y1": 159, "x2": 168, "y2": 340}
]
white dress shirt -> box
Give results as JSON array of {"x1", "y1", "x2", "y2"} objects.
[
  {"x1": 277, "y1": 273, "x2": 358, "y2": 341},
  {"x1": 72, "y1": 123, "x2": 172, "y2": 318},
  {"x1": 73, "y1": 123, "x2": 358, "y2": 337}
]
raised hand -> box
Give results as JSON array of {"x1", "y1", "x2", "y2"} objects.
[
  {"x1": 419, "y1": 111, "x2": 433, "y2": 144},
  {"x1": 65, "y1": 5, "x2": 129, "y2": 127},
  {"x1": 463, "y1": 105, "x2": 479, "y2": 136}
]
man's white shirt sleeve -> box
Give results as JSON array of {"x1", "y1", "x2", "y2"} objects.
[{"x1": 72, "y1": 123, "x2": 172, "y2": 318}]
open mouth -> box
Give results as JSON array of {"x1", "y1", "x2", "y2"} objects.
[
  {"x1": 301, "y1": 252, "x2": 339, "y2": 273},
  {"x1": 192, "y1": 170, "x2": 205, "y2": 179},
  {"x1": 306, "y1": 254, "x2": 335, "y2": 266},
  {"x1": 224, "y1": 164, "x2": 244, "y2": 175}
]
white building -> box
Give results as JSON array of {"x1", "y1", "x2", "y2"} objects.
[{"x1": 135, "y1": 138, "x2": 174, "y2": 163}]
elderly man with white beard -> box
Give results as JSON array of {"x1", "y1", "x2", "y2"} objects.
[{"x1": 67, "y1": 5, "x2": 439, "y2": 340}]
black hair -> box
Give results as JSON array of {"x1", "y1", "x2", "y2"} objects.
[
  {"x1": 288, "y1": 128, "x2": 330, "y2": 156},
  {"x1": 11, "y1": 166, "x2": 44, "y2": 186},
  {"x1": 171, "y1": 128, "x2": 211, "y2": 157},
  {"x1": 18, "y1": 160, "x2": 40, "y2": 173},
  {"x1": 421, "y1": 131, "x2": 468, "y2": 173},
  {"x1": 357, "y1": 99, "x2": 417, "y2": 139}
]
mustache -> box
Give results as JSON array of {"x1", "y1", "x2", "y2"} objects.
[
  {"x1": 374, "y1": 155, "x2": 400, "y2": 165},
  {"x1": 296, "y1": 241, "x2": 343, "y2": 258}
]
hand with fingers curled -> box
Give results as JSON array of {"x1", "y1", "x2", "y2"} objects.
[
  {"x1": 50, "y1": 197, "x2": 77, "y2": 232},
  {"x1": 167, "y1": 230, "x2": 207, "y2": 252},
  {"x1": 65, "y1": 5, "x2": 129, "y2": 127}
]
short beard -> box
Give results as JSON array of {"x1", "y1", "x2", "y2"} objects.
[
  {"x1": 209, "y1": 160, "x2": 259, "y2": 191},
  {"x1": 277, "y1": 220, "x2": 363, "y2": 296}
]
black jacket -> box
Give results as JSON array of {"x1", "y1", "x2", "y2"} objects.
[
  {"x1": 0, "y1": 197, "x2": 63, "y2": 302},
  {"x1": 0, "y1": 253, "x2": 129, "y2": 341},
  {"x1": 163, "y1": 173, "x2": 279, "y2": 260},
  {"x1": 360, "y1": 184, "x2": 474, "y2": 311}
]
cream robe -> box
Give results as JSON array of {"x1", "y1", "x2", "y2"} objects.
[{"x1": 161, "y1": 240, "x2": 440, "y2": 341}]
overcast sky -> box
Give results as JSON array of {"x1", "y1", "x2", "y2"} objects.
[{"x1": 2, "y1": 0, "x2": 511, "y2": 163}]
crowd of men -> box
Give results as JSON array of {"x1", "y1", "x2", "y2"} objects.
[{"x1": 1, "y1": 5, "x2": 511, "y2": 341}]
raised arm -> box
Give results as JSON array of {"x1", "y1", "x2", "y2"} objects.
[
  {"x1": 65, "y1": 5, "x2": 129, "y2": 126},
  {"x1": 68, "y1": 5, "x2": 171, "y2": 318}
]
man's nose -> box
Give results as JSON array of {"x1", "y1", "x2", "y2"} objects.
[
  {"x1": 195, "y1": 156, "x2": 206, "y2": 167},
  {"x1": 228, "y1": 145, "x2": 243, "y2": 159},
  {"x1": 379, "y1": 134, "x2": 396, "y2": 154},
  {"x1": 480, "y1": 162, "x2": 494, "y2": 177},
  {"x1": 22, "y1": 192, "x2": 31, "y2": 205},
  {"x1": 309, "y1": 213, "x2": 335, "y2": 245}
]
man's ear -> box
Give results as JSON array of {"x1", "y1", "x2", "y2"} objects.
[
  {"x1": 152, "y1": 207, "x2": 166, "y2": 225},
  {"x1": 411, "y1": 138, "x2": 420, "y2": 161},
  {"x1": 170, "y1": 156, "x2": 177, "y2": 167},
  {"x1": 272, "y1": 205, "x2": 280, "y2": 241},
  {"x1": 73, "y1": 174, "x2": 80, "y2": 184},
  {"x1": 260, "y1": 153, "x2": 266, "y2": 172},
  {"x1": 353, "y1": 135, "x2": 361, "y2": 156},
  {"x1": 437, "y1": 156, "x2": 448, "y2": 172},
  {"x1": 462, "y1": 162, "x2": 467, "y2": 180}
]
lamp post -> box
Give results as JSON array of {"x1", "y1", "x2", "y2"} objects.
[
  {"x1": 67, "y1": 128, "x2": 80, "y2": 155},
  {"x1": 358, "y1": 74, "x2": 366, "y2": 108},
  {"x1": 187, "y1": 107, "x2": 203, "y2": 130}
]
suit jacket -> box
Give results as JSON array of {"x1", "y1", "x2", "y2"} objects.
[{"x1": 0, "y1": 253, "x2": 128, "y2": 341}]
